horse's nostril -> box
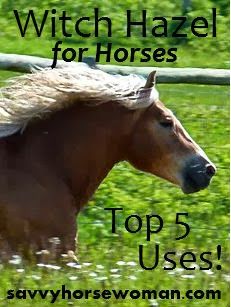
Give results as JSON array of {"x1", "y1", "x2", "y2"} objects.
[{"x1": 206, "y1": 164, "x2": 216, "y2": 177}]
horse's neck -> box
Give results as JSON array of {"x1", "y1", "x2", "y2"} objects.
[
  {"x1": 58, "y1": 104, "x2": 135, "y2": 206},
  {"x1": 22, "y1": 103, "x2": 136, "y2": 207}
]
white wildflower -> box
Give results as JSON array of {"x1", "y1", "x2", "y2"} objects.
[
  {"x1": 37, "y1": 263, "x2": 46, "y2": 268},
  {"x1": 149, "y1": 299, "x2": 159, "y2": 306},
  {"x1": 110, "y1": 268, "x2": 119, "y2": 273},
  {"x1": 36, "y1": 250, "x2": 50, "y2": 255},
  {"x1": 46, "y1": 264, "x2": 61, "y2": 270},
  {"x1": 127, "y1": 261, "x2": 137, "y2": 266},
  {"x1": 203, "y1": 270, "x2": 214, "y2": 275},
  {"x1": 9, "y1": 255, "x2": 22, "y2": 265},
  {"x1": 95, "y1": 276, "x2": 107, "y2": 281},
  {"x1": 66, "y1": 262, "x2": 82, "y2": 269},
  {"x1": 89, "y1": 272, "x2": 98, "y2": 277},
  {"x1": 181, "y1": 275, "x2": 195, "y2": 279},
  {"x1": 16, "y1": 269, "x2": 24, "y2": 273},
  {"x1": 31, "y1": 275, "x2": 41, "y2": 280},
  {"x1": 222, "y1": 274, "x2": 230, "y2": 282},
  {"x1": 128, "y1": 275, "x2": 137, "y2": 280},
  {"x1": 96, "y1": 265, "x2": 104, "y2": 270},
  {"x1": 116, "y1": 261, "x2": 126, "y2": 266},
  {"x1": 69, "y1": 276, "x2": 78, "y2": 281}
]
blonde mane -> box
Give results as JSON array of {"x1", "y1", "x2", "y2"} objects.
[{"x1": 0, "y1": 66, "x2": 159, "y2": 137}]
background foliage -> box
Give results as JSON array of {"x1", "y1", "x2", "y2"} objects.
[
  {"x1": 0, "y1": 0, "x2": 229, "y2": 306},
  {"x1": 0, "y1": 0, "x2": 229, "y2": 68}
]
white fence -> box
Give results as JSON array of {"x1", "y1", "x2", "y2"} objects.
[{"x1": 0, "y1": 53, "x2": 229, "y2": 85}]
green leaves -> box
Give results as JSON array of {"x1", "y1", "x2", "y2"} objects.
[{"x1": 0, "y1": 0, "x2": 229, "y2": 68}]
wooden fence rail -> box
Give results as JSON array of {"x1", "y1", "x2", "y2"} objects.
[{"x1": 0, "y1": 53, "x2": 229, "y2": 85}]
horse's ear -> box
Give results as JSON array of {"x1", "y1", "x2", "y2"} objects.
[
  {"x1": 128, "y1": 70, "x2": 159, "y2": 109},
  {"x1": 144, "y1": 71, "x2": 156, "y2": 88}
]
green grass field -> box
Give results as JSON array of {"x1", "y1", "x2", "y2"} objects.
[
  {"x1": 0, "y1": 80, "x2": 229, "y2": 306},
  {"x1": 0, "y1": 2, "x2": 229, "y2": 304}
]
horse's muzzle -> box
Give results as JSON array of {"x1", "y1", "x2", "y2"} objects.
[{"x1": 181, "y1": 155, "x2": 216, "y2": 194}]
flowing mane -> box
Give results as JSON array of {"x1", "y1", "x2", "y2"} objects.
[{"x1": 0, "y1": 66, "x2": 159, "y2": 137}]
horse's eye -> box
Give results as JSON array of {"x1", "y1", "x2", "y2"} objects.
[{"x1": 159, "y1": 120, "x2": 173, "y2": 128}]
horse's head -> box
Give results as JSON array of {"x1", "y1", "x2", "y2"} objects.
[{"x1": 127, "y1": 71, "x2": 216, "y2": 194}]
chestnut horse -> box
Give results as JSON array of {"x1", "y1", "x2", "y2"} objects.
[{"x1": 0, "y1": 67, "x2": 215, "y2": 256}]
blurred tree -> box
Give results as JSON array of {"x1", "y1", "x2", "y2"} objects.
[{"x1": 182, "y1": 0, "x2": 191, "y2": 14}]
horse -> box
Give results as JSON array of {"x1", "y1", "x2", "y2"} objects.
[{"x1": 0, "y1": 66, "x2": 216, "y2": 257}]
